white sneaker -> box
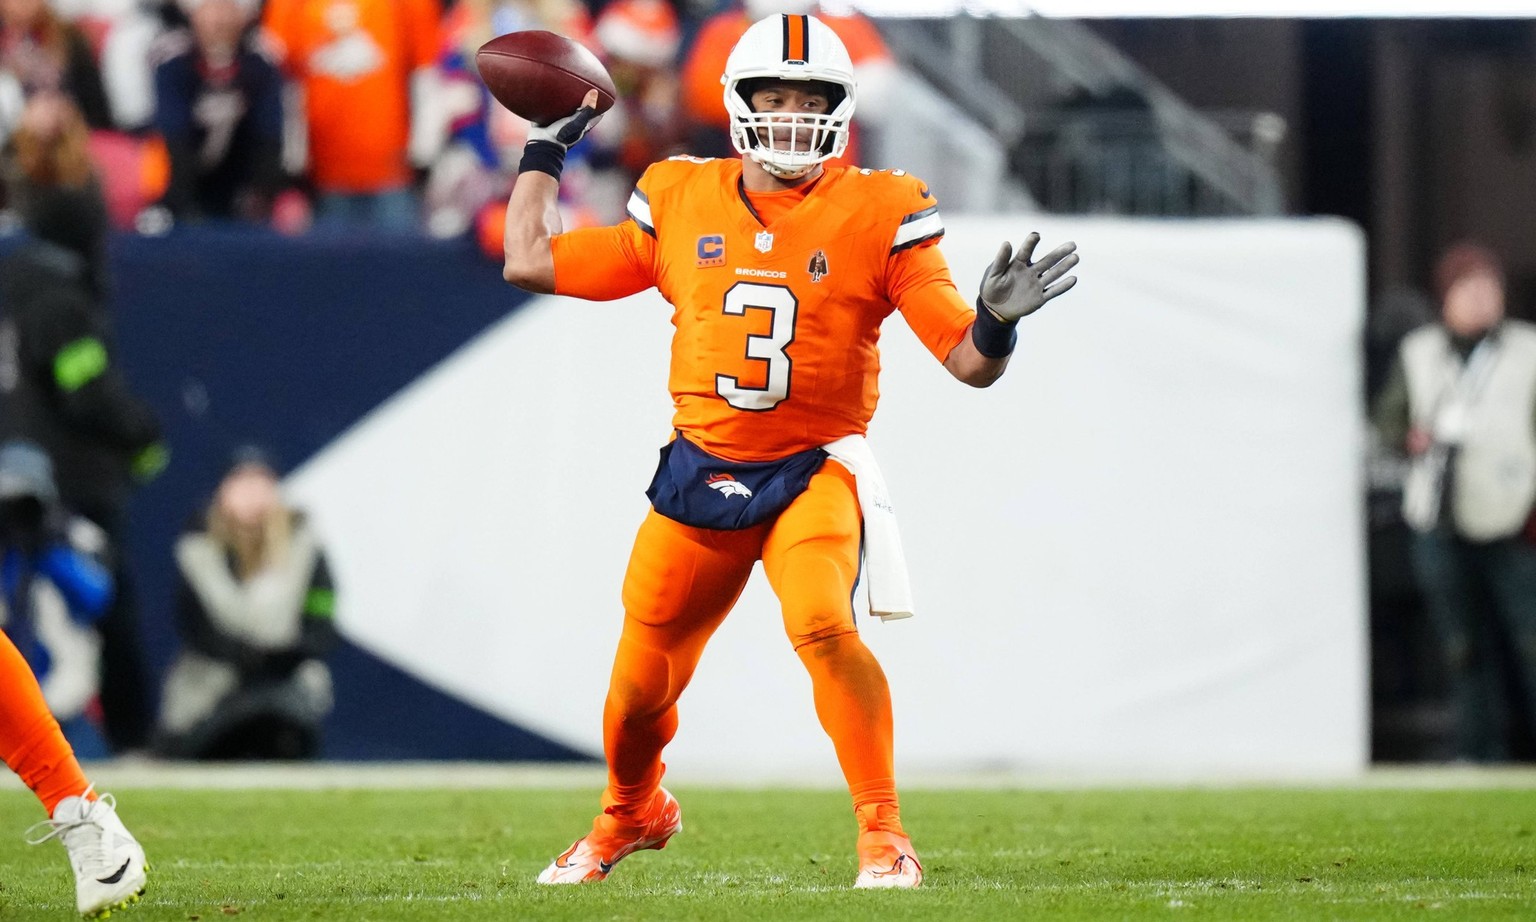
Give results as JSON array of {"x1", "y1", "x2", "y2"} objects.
[{"x1": 26, "y1": 791, "x2": 148, "y2": 917}]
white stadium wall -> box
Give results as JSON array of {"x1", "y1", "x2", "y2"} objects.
[{"x1": 286, "y1": 216, "x2": 1369, "y2": 778}]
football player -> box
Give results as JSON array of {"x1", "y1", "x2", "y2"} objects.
[
  {"x1": 0, "y1": 627, "x2": 147, "y2": 916},
  {"x1": 502, "y1": 13, "x2": 1077, "y2": 889}
]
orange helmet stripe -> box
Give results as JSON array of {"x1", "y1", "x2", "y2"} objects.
[{"x1": 783, "y1": 14, "x2": 808, "y2": 63}]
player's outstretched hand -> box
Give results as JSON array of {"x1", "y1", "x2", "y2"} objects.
[
  {"x1": 979, "y1": 233, "x2": 1079, "y2": 322},
  {"x1": 527, "y1": 89, "x2": 604, "y2": 150}
]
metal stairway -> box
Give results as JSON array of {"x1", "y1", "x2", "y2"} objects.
[{"x1": 876, "y1": 16, "x2": 1286, "y2": 216}]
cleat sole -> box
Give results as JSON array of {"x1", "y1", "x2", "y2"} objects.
[{"x1": 84, "y1": 870, "x2": 146, "y2": 918}]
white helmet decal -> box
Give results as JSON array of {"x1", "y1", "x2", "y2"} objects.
[{"x1": 721, "y1": 14, "x2": 857, "y2": 179}]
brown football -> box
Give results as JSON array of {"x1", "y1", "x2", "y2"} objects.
[{"x1": 475, "y1": 31, "x2": 618, "y2": 126}]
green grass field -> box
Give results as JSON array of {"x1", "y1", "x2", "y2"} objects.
[{"x1": 2, "y1": 783, "x2": 1534, "y2": 920}]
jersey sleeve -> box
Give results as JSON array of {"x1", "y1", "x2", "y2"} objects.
[
  {"x1": 887, "y1": 235, "x2": 973, "y2": 364},
  {"x1": 885, "y1": 174, "x2": 944, "y2": 256},
  {"x1": 873, "y1": 172, "x2": 971, "y2": 362},
  {"x1": 551, "y1": 220, "x2": 656, "y2": 301},
  {"x1": 551, "y1": 164, "x2": 674, "y2": 299}
]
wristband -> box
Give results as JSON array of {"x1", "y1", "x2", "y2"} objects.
[
  {"x1": 518, "y1": 140, "x2": 567, "y2": 180},
  {"x1": 970, "y1": 297, "x2": 1018, "y2": 358}
]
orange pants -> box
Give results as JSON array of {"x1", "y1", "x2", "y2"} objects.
[
  {"x1": 0, "y1": 628, "x2": 91, "y2": 814},
  {"x1": 601, "y1": 460, "x2": 901, "y2": 829}
]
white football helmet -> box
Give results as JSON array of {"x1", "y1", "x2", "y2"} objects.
[{"x1": 721, "y1": 14, "x2": 857, "y2": 179}]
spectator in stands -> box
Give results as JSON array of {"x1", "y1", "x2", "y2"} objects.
[
  {"x1": 419, "y1": 0, "x2": 511, "y2": 239},
  {"x1": 1372, "y1": 241, "x2": 1536, "y2": 762},
  {"x1": 0, "y1": 91, "x2": 166, "y2": 752},
  {"x1": 582, "y1": 0, "x2": 685, "y2": 222},
  {"x1": 262, "y1": 0, "x2": 443, "y2": 234},
  {"x1": 17, "y1": 0, "x2": 178, "y2": 230},
  {"x1": 156, "y1": 446, "x2": 338, "y2": 760},
  {"x1": 2, "y1": 88, "x2": 95, "y2": 224},
  {"x1": 442, "y1": 0, "x2": 600, "y2": 253},
  {"x1": 0, "y1": 0, "x2": 113, "y2": 134},
  {"x1": 678, "y1": 0, "x2": 896, "y2": 164},
  {"x1": 95, "y1": 0, "x2": 176, "y2": 131},
  {"x1": 148, "y1": 0, "x2": 296, "y2": 228},
  {"x1": 0, "y1": 440, "x2": 115, "y2": 758}
]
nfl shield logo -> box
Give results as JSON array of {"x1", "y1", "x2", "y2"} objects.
[{"x1": 754, "y1": 231, "x2": 774, "y2": 253}]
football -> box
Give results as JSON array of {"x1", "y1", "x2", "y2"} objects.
[{"x1": 475, "y1": 31, "x2": 618, "y2": 127}]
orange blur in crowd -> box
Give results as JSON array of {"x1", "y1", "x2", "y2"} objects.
[
  {"x1": 0, "y1": 0, "x2": 898, "y2": 239},
  {"x1": 262, "y1": 0, "x2": 440, "y2": 194}
]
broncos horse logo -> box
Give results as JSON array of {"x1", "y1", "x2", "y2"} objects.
[{"x1": 707, "y1": 473, "x2": 753, "y2": 498}]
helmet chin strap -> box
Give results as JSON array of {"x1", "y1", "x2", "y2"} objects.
[{"x1": 750, "y1": 149, "x2": 814, "y2": 180}]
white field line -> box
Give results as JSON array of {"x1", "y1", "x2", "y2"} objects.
[{"x1": 2, "y1": 761, "x2": 1535, "y2": 792}]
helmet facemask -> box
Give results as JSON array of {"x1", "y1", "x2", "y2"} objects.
[
  {"x1": 728, "y1": 78, "x2": 851, "y2": 179},
  {"x1": 722, "y1": 14, "x2": 858, "y2": 180}
]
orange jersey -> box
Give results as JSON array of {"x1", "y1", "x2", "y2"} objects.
[
  {"x1": 550, "y1": 157, "x2": 974, "y2": 462},
  {"x1": 262, "y1": 0, "x2": 440, "y2": 192}
]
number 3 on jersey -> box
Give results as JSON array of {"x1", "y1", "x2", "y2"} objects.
[{"x1": 716, "y1": 282, "x2": 798, "y2": 411}]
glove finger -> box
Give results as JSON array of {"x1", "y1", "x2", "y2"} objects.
[
  {"x1": 986, "y1": 241, "x2": 1012, "y2": 280},
  {"x1": 556, "y1": 106, "x2": 600, "y2": 146},
  {"x1": 1037, "y1": 252, "x2": 1080, "y2": 287},
  {"x1": 1040, "y1": 275, "x2": 1079, "y2": 303},
  {"x1": 1033, "y1": 240, "x2": 1077, "y2": 271},
  {"x1": 1014, "y1": 232, "x2": 1041, "y2": 267}
]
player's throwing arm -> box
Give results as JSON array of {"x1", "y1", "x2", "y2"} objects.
[{"x1": 479, "y1": 31, "x2": 613, "y2": 293}]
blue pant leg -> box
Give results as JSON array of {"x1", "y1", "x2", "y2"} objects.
[{"x1": 1411, "y1": 528, "x2": 1507, "y2": 760}]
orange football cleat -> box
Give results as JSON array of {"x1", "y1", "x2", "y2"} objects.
[
  {"x1": 854, "y1": 828, "x2": 923, "y2": 889},
  {"x1": 536, "y1": 788, "x2": 683, "y2": 884}
]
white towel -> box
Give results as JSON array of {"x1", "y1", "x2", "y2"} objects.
[{"x1": 823, "y1": 435, "x2": 915, "y2": 621}]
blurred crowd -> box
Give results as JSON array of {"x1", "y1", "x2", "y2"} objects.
[
  {"x1": 0, "y1": 126, "x2": 336, "y2": 760},
  {"x1": 0, "y1": 0, "x2": 900, "y2": 254}
]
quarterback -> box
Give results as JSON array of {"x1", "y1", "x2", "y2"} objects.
[{"x1": 501, "y1": 13, "x2": 1078, "y2": 889}]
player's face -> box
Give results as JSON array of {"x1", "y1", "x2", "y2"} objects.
[{"x1": 750, "y1": 82, "x2": 831, "y2": 151}]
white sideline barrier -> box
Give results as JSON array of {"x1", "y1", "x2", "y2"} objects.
[{"x1": 288, "y1": 216, "x2": 1369, "y2": 777}]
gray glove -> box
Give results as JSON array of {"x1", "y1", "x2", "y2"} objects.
[
  {"x1": 979, "y1": 233, "x2": 1079, "y2": 322},
  {"x1": 526, "y1": 93, "x2": 604, "y2": 150},
  {"x1": 518, "y1": 93, "x2": 603, "y2": 180}
]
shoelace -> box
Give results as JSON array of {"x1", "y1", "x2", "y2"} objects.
[
  {"x1": 24, "y1": 784, "x2": 104, "y2": 846},
  {"x1": 23, "y1": 787, "x2": 124, "y2": 877}
]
